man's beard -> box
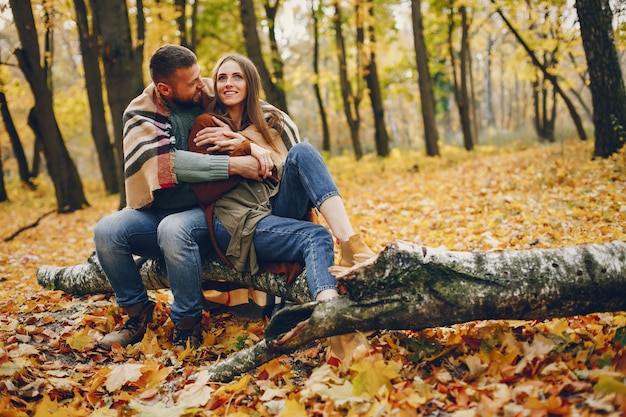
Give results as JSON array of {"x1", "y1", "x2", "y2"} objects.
[{"x1": 171, "y1": 92, "x2": 201, "y2": 108}]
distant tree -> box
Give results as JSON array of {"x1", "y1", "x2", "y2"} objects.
[
  {"x1": 334, "y1": 0, "x2": 364, "y2": 159},
  {"x1": 491, "y1": 0, "x2": 587, "y2": 142},
  {"x1": 311, "y1": 0, "x2": 331, "y2": 153},
  {"x1": 447, "y1": 3, "x2": 475, "y2": 151},
  {"x1": 411, "y1": 0, "x2": 440, "y2": 157},
  {"x1": 575, "y1": 0, "x2": 626, "y2": 158},
  {"x1": 240, "y1": 0, "x2": 289, "y2": 113},
  {"x1": 9, "y1": 0, "x2": 88, "y2": 212},
  {"x1": 73, "y1": 0, "x2": 119, "y2": 195},
  {"x1": 361, "y1": 0, "x2": 390, "y2": 157},
  {"x1": 91, "y1": 0, "x2": 146, "y2": 209},
  {"x1": 0, "y1": 89, "x2": 34, "y2": 190}
]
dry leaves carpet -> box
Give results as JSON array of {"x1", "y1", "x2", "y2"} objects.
[{"x1": 0, "y1": 139, "x2": 625, "y2": 416}]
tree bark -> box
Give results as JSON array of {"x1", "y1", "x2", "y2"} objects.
[
  {"x1": 574, "y1": 0, "x2": 626, "y2": 158},
  {"x1": 311, "y1": 0, "x2": 331, "y2": 153},
  {"x1": 0, "y1": 90, "x2": 34, "y2": 190},
  {"x1": 240, "y1": 0, "x2": 289, "y2": 114},
  {"x1": 363, "y1": 0, "x2": 390, "y2": 158},
  {"x1": 91, "y1": 0, "x2": 145, "y2": 210},
  {"x1": 411, "y1": 0, "x2": 440, "y2": 157},
  {"x1": 38, "y1": 240, "x2": 626, "y2": 382},
  {"x1": 334, "y1": 0, "x2": 363, "y2": 159},
  {"x1": 73, "y1": 0, "x2": 119, "y2": 195},
  {"x1": 10, "y1": 0, "x2": 89, "y2": 213}
]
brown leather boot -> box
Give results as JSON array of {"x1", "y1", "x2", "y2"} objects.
[
  {"x1": 99, "y1": 300, "x2": 155, "y2": 350},
  {"x1": 173, "y1": 316, "x2": 203, "y2": 351}
]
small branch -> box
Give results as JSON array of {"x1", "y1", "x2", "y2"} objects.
[{"x1": 4, "y1": 209, "x2": 55, "y2": 242}]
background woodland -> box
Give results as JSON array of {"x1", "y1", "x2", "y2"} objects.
[{"x1": 0, "y1": 0, "x2": 625, "y2": 212}]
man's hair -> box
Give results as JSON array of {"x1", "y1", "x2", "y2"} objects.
[{"x1": 149, "y1": 44, "x2": 198, "y2": 84}]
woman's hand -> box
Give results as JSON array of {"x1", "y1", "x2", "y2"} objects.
[
  {"x1": 250, "y1": 143, "x2": 275, "y2": 179},
  {"x1": 193, "y1": 116, "x2": 245, "y2": 153}
]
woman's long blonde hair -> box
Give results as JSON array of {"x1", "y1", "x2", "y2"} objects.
[{"x1": 207, "y1": 53, "x2": 283, "y2": 150}]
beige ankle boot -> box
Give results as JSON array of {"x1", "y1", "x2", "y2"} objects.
[{"x1": 337, "y1": 234, "x2": 376, "y2": 267}]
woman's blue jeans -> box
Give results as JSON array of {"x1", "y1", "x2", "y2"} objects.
[
  {"x1": 94, "y1": 206, "x2": 210, "y2": 323},
  {"x1": 214, "y1": 142, "x2": 338, "y2": 299}
]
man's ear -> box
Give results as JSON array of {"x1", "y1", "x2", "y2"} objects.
[{"x1": 156, "y1": 82, "x2": 171, "y2": 98}]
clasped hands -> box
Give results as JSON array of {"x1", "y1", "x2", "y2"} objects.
[{"x1": 193, "y1": 115, "x2": 275, "y2": 181}]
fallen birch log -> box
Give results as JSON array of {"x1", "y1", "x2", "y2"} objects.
[
  {"x1": 202, "y1": 240, "x2": 626, "y2": 381},
  {"x1": 37, "y1": 240, "x2": 626, "y2": 382}
]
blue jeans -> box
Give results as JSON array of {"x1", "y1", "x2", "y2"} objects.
[
  {"x1": 214, "y1": 142, "x2": 338, "y2": 299},
  {"x1": 94, "y1": 206, "x2": 209, "y2": 323}
]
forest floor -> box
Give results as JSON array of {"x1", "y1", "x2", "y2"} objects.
[{"x1": 1, "y1": 138, "x2": 625, "y2": 416}]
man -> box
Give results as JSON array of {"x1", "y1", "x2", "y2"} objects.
[{"x1": 94, "y1": 44, "x2": 299, "y2": 351}]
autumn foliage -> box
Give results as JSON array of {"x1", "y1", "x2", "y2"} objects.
[{"x1": 1, "y1": 139, "x2": 625, "y2": 416}]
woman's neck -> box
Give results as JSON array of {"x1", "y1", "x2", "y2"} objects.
[{"x1": 226, "y1": 105, "x2": 244, "y2": 130}]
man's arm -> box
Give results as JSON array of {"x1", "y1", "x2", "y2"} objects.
[{"x1": 175, "y1": 150, "x2": 264, "y2": 183}]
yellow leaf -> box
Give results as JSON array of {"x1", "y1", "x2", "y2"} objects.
[
  {"x1": 350, "y1": 358, "x2": 401, "y2": 396},
  {"x1": 595, "y1": 376, "x2": 626, "y2": 395},
  {"x1": 66, "y1": 332, "x2": 94, "y2": 352},
  {"x1": 278, "y1": 398, "x2": 307, "y2": 417},
  {"x1": 104, "y1": 363, "x2": 145, "y2": 392}
]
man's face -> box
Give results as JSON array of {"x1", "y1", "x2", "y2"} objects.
[{"x1": 159, "y1": 64, "x2": 204, "y2": 107}]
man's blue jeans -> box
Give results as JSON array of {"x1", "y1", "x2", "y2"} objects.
[
  {"x1": 94, "y1": 206, "x2": 210, "y2": 323},
  {"x1": 214, "y1": 142, "x2": 338, "y2": 299}
]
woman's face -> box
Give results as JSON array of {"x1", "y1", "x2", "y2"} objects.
[{"x1": 216, "y1": 59, "x2": 247, "y2": 112}]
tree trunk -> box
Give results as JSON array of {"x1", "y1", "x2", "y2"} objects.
[
  {"x1": 240, "y1": 0, "x2": 289, "y2": 114},
  {"x1": 334, "y1": 0, "x2": 363, "y2": 160},
  {"x1": 0, "y1": 90, "x2": 34, "y2": 190},
  {"x1": 175, "y1": 0, "x2": 189, "y2": 48},
  {"x1": 447, "y1": 3, "x2": 474, "y2": 151},
  {"x1": 73, "y1": 0, "x2": 119, "y2": 195},
  {"x1": 311, "y1": 0, "x2": 331, "y2": 153},
  {"x1": 363, "y1": 0, "x2": 390, "y2": 158},
  {"x1": 411, "y1": 0, "x2": 440, "y2": 157},
  {"x1": 575, "y1": 0, "x2": 626, "y2": 158},
  {"x1": 459, "y1": 6, "x2": 474, "y2": 150},
  {"x1": 38, "y1": 240, "x2": 626, "y2": 382},
  {"x1": 10, "y1": 0, "x2": 89, "y2": 213},
  {"x1": 91, "y1": 0, "x2": 145, "y2": 210}
]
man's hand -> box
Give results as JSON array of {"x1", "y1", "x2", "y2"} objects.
[
  {"x1": 228, "y1": 155, "x2": 265, "y2": 182},
  {"x1": 193, "y1": 116, "x2": 245, "y2": 153},
  {"x1": 250, "y1": 143, "x2": 274, "y2": 179}
]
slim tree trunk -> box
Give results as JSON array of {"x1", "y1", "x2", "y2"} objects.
[
  {"x1": 311, "y1": 0, "x2": 331, "y2": 153},
  {"x1": 334, "y1": 0, "x2": 363, "y2": 159},
  {"x1": 363, "y1": 0, "x2": 390, "y2": 157},
  {"x1": 10, "y1": 0, "x2": 89, "y2": 213},
  {"x1": 458, "y1": 6, "x2": 474, "y2": 150},
  {"x1": 411, "y1": 0, "x2": 440, "y2": 157},
  {"x1": 175, "y1": 0, "x2": 189, "y2": 48},
  {"x1": 91, "y1": 0, "x2": 145, "y2": 210},
  {"x1": 74, "y1": 0, "x2": 119, "y2": 195},
  {"x1": 0, "y1": 90, "x2": 34, "y2": 189},
  {"x1": 575, "y1": 0, "x2": 626, "y2": 158}
]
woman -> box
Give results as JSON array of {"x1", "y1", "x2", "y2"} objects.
[{"x1": 192, "y1": 53, "x2": 374, "y2": 362}]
